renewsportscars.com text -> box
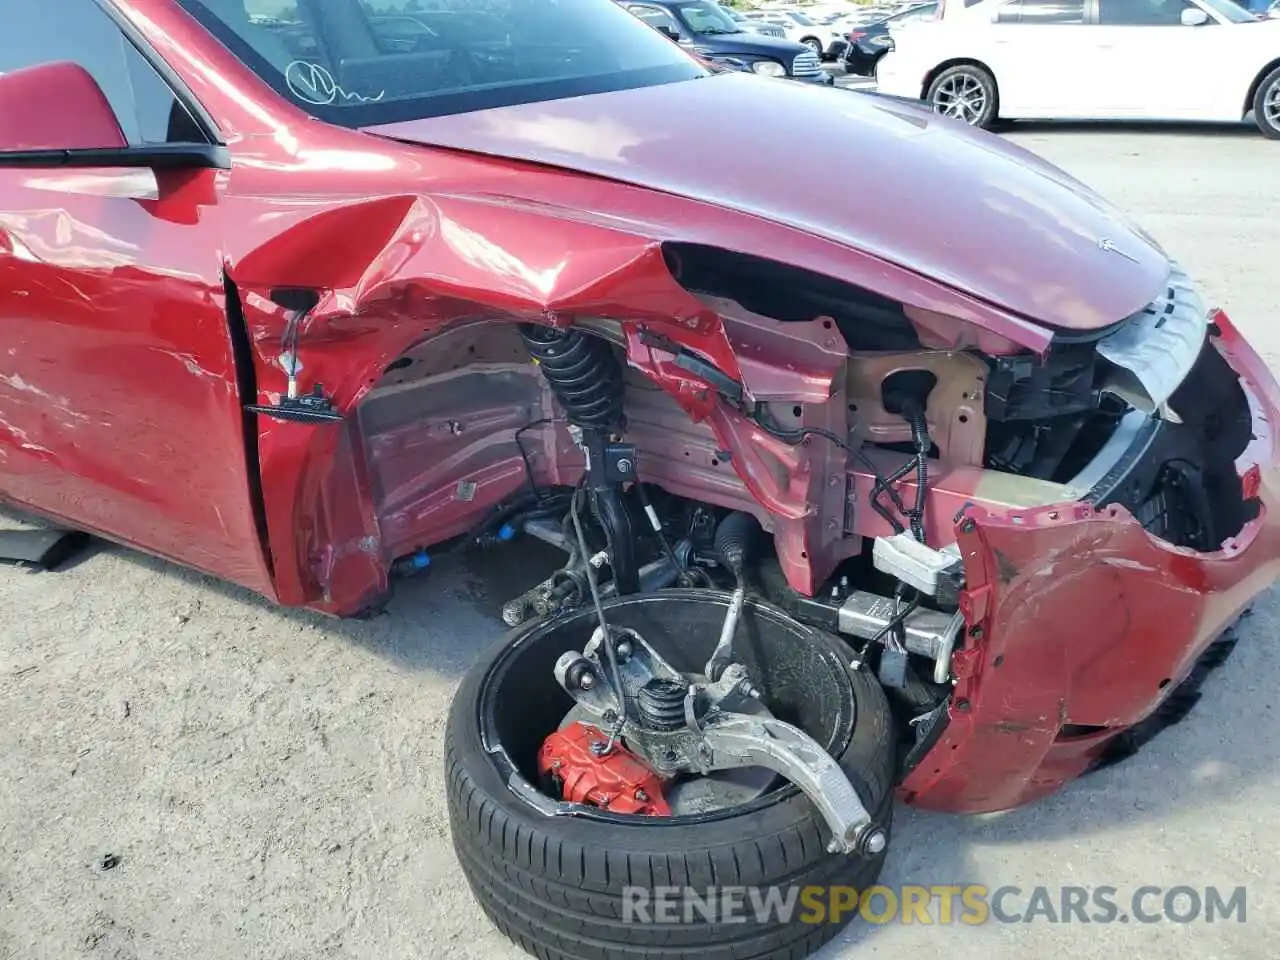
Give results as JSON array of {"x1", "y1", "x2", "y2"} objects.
[{"x1": 621, "y1": 884, "x2": 1247, "y2": 926}]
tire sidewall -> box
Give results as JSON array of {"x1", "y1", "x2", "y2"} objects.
[
  {"x1": 1255, "y1": 67, "x2": 1280, "y2": 140},
  {"x1": 928, "y1": 64, "x2": 998, "y2": 129}
]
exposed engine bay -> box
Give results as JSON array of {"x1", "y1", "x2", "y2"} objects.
[{"x1": 341, "y1": 248, "x2": 1258, "y2": 831}]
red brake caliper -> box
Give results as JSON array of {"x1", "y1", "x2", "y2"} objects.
[{"x1": 538, "y1": 721, "x2": 672, "y2": 816}]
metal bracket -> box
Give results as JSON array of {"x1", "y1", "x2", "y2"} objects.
[
  {"x1": 244, "y1": 298, "x2": 343, "y2": 424},
  {"x1": 245, "y1": 384, "x2": 344, "y2": 424}
]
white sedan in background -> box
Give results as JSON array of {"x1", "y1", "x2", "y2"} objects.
[
  {"x1": 875, "y1": 0, "x2": 1280, "y2": 138},
  {"x1": 745, "y1": 8, "x2": 847, "y2": 53}
]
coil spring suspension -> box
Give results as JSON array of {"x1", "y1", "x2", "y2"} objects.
[
  {"x1": 518, "y1": 324, "x2": 625, "y2": 432},
  {"x1": 520, "y1": 323, "x2": 640, "y2": 594}
]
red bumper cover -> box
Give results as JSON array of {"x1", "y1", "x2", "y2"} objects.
[{"x1": 901, "y1": 311, "x2": 1280, "y2": 813}]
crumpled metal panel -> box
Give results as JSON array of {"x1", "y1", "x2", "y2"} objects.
[
  {"x1": 900, "y1": 313, "x2": 1280, "y2": 813},
  {"x1": 1097, "y1": 262, "x2": 1208, "y2": 411}
]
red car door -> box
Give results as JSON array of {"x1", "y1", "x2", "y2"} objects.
[{"x1": 0, "y1": 0, "x2": 275, "y2": 596}]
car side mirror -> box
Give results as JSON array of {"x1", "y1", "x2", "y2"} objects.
[
  {"x1": 0, "y1": 60, "x2": 228, "y2": 170},
  {"x1": 1180, "y1": 7, "x2": 1210, "y2": 25},
  {"x1": 0, "y1": 61, "x2": 128, "y2": 152},
  {"x1": 657, "y1": 24, "x2": 681, "y2": 40}
]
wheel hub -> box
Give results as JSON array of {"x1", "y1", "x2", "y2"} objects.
[
  {"x1": 548, "y1": 619, "x2": 880, "y2": 854},
  {"x1": 559, "y1": 701, "x2": 778, "y2": 815},
  {"x1": 933, "y1": 74, "x2": 987, "y2": 124},
  {"x1": 1265, "y1": 77, "x2": 1280, "y2": 129}
]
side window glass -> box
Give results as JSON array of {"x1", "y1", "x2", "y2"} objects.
[
  {"x1": 184, "y1": 1, "x2": 324, "y2": 72},
  {"x1": 1, "y1": 0, "x2": 205, "y2": 145},
  {"x1": 995, "y1": 1, "x2": 1024, "y2": 21},
  {"x1": 996, "y1": 0, "x2": 1086, "y2": 21},
  {"x1": 1098, "y1": 0, "x2": 1200, "y2": 23},
  {"x1": 629, "y1": 5, "x2": 680, "y2": 30}
]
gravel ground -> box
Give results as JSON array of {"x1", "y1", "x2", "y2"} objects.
[{"x1": 2, "y1": 120, "x2": 1278, "y2": 960}]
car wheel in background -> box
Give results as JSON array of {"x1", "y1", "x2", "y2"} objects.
[
  {"x1": 927, "y1": 64, "x2": 998, "y2": 129},
  {"x1": 1254, "y1": 65, "x2": 1280, "y2": 140},
  {"x1": 802, "y1": 36, "x2": 822, "y2": 55}
]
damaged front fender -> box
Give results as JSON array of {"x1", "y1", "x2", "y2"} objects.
[
  {"x1": 225, "y1": 191, "x2": 738, "y2": 610},
  {"x1": 221, "y1": 167, "x2": 1065, "y2": 611}
]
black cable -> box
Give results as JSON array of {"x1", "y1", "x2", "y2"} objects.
[
  {"x1": 514, "y1": 418, "x2": 552, "y2": 504},
  {"x1": 868, "y1": 458, "x2": 913, "y2": 535},
  {"x1": 569, "y1": 483, "x2": 627, "y2": 751},
  {"x1": 634, "y1": 482, "x2": 694, "y2": 587},
  {"x1": 906, "y1": 407, "x2": 931, "y2": 544},
  {"x1": 868, "y1": 595, "x2": 921, "y2": 647},
  {"x1": 746, "y1": 410, "x2": 913, "y2": 535}
]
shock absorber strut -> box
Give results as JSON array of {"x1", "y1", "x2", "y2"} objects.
[
  {"x1": 519, "y1": 324, "x2": 640, "y2": 594},
  {"x1": 518, "y1": 323, "x2": 625, "y2": 431}
]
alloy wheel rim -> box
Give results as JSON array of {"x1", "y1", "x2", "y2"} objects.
[
  {"x1": 1265, "y1": 78, "x2": 1280, "y2": 129},
  {"x1": 934, "y1": 73, "x2": 987, "y2": 124}
]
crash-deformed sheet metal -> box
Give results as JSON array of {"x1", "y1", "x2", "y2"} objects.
[
  {"x1": 904, "y1": 317, "x2": 1280, "y2": 813},
  {"x1": 1097, "y1": 263, "x2": 1208, "y2": 411}
]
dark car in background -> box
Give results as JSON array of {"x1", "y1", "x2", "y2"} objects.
[
  {"x1": 621, "y1": 0, "x2": 833, "y2": 83},
  {"x1": 842, "y1": 1, "x2": 936, "y2": 76}
]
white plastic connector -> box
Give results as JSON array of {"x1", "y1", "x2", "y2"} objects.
[{"x1": 872, "y1": 532, "x2": 962, "y2": 597}]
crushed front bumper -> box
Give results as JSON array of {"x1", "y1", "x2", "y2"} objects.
[{"x1": 900, "y1": 310, "x2": 1280, "y2": 813}]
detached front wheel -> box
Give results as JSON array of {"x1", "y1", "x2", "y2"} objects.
[
  {"x1": 445, "y1": 590, "x2": 896, "y2": 960},
  {"x1": 927, "y1": 64, "x2": 999, "y2": 129}
]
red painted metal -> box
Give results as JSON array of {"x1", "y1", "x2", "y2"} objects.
[
  {"x1": 0, "y1": 0, "x2": 1276, "y2": 815},
  {"x1": 0, "y1": 159, "x2": 275, "y2": 596},
  {"x1": 539, "y1": 722, "x2": 673, "y2": 816},
  {"x1": 900, "y1": 313, "x2": 1280, "y2": 811},
  {"x1": 368, "y1": 72, "x2": 1169, "y2": 335},
  {"x1": 0, "y1": 62, "x2": 127, "y2": 151}
]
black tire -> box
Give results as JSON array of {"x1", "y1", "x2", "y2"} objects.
[
  {"x1": 445, "y1": 591, "x2": 896, "y2": 960},
  {"x1": 1253, "y1": 65, "x2": 1280, "y2": 140},
  {"x1": 801, "y1": 36, "x2": 822, "y2": 55},
  {"x1": 926, "y1": 63, "x2": 999, "y2": 129}
]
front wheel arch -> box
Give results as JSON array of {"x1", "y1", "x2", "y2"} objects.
[{"x1": 1243, "y1": 57, "x2": 1280, "y2": 118}]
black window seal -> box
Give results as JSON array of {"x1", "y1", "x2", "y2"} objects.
[
  {"x1": 92, "y1": 0, "x2": 227, "y2": 147},
  {"x1": 0, "y1": 143, "x2": 231, "y2": 170}
]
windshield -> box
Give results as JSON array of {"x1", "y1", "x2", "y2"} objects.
[
  {"x1": 673, "y1": 1, "x2": 746, "y2": 33},
  {"x1": 890, "y1": 2, "x2": 936, "y2": 19},
  {"x1": 1197, "y1": 0, "x2": 1259, "y2": 20},
  {"x1": 178, "y1": 0, "x2": 709, "y2": 127}
]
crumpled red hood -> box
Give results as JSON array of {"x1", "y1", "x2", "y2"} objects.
[{"x1": 364, "y1": 73, "x2": 1169, "y2": 331}]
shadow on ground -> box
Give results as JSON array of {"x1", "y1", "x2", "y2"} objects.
[
  {"x1": 0, "y1": 504, "x2": 560, "y2": 680},
  {"x1": 1002, "y1": 119, "x2": 1260, "y2": 138}
]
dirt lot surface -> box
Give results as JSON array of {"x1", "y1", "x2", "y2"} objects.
[{"x1": 2, "y1": 118, "x2": 1277, "y2": 960}]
